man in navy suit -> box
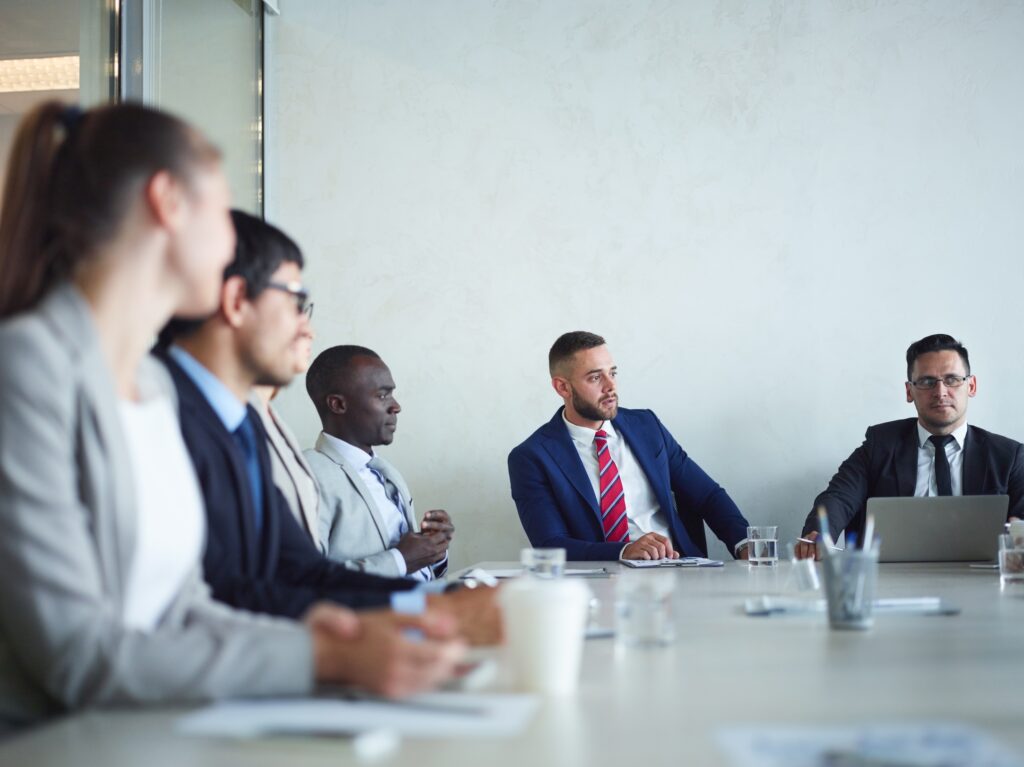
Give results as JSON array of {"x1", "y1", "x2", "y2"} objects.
[
  {"x1": 508, "y1": 331, "x2": 751, "y2": 561},
  {"x1": 795, "y1": 334, "x2": 1024, "y2": 559},
  {"x1": 157, "y1": 211, "x2": 500, "y2": 644}
]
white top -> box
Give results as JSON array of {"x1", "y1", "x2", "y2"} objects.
[
  {"x1": 562, "y1": 413, "x2": 671, "y2": 549},
  {"x1": 914, "y1": 421, "x2": 968, "y2": 497},
  {"x1": 119, "y1": 395, "x2": 205, "y2": 631},
  {"x1": 319, "y1": 433, "x2": 434, "y2": 580}
]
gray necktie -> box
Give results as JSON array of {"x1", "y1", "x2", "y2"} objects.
[{"x1": 367, "y1": 456, "x2": 409, "y2": 535}]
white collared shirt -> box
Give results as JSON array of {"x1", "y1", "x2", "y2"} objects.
[
  {"x1": 915, "y1": 421, "x2": 968, "y2": 497},
  {"x1": 320, "y1": 433, "x2": 435, "y2": 580},
  {"x1": 120, "y1": 394, "x2": 205, "y2": 631},
  {"x1": 562, "y1": 413, "x2": 671, "y2": 550}
]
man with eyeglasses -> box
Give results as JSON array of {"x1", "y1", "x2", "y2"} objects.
[
  {"x1": 155, "y1": 210, "x2": 501, "y2": 644},
  {"x1": 795, "y1": 334, "x2": 1024, "y2": 559}
]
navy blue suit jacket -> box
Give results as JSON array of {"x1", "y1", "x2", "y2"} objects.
[
  {"x1": 508, "y1": 407, "x2": 749, "y2": 560},
  {"x1": 157, "y1": 351, "x2": 414, "y2": 619},
  {"x1": 803, "y1": 418, "x2": 1024, "y2": 540}
]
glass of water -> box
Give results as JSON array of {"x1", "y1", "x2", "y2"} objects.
[
  {"x1": 615, "y1": 571, "x2": 675, "y2": 648},
  {"x1": 747, "y1": 526, "x2": 779, "y2": 567},
  {"x1": 998, "y1": 534, "x2": 1024, "y2": 587},
  {"x1": 520, "y1": 547, "x2": 566, "y2": 578}
]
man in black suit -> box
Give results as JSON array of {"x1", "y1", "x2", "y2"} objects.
[
  {"x1": 157, "y1": 211, "x2": 499, "y2": 644},
  {"x1": 796, "y1": 334, "x2": 1024, "y2": 559}
]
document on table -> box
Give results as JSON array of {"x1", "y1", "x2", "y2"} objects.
[
  {"x1": 178, "y1": 692, "x2": 538, "y2": 740},
  {"x1": 621, "y1": 557, "x2": 723, "y2": 568},
  {"x1": 716, "y1": 723, "x2": 1023, "y2": 767},
  {"x1": 744, "y1": 596, "x2": 961, "y2": 617},
  {"x1": 459, "y1": 567, "x2": 609, "y2": 579}
]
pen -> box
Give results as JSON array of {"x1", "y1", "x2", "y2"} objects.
[
  {"x1": 862, "y1": 513, "x2": 875, "y2": 552},
  {"x1": 816, "y1": 506, "x2": 837, "y2": 554}
]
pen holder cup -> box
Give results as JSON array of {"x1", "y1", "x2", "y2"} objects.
[{"x1": 822, "y1": 548, "x2": 879, "y2": 630}]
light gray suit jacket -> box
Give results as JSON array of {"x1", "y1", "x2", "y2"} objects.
[
  {"x1": 305, "y1": 433, "x2": 420, "y2": 577},
  {"x1": 0, "y1": 284, "x2": 313, "y2": 734},
  {"x1": 253, "y1": 396, "x2": 324, "y2": 552}
]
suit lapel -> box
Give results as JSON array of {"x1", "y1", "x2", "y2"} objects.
[
  {"x1": 161, "y1": 352, "x2": 262, "y2": 570},
  {"x1": 59, "y1": 296, "x2": 136, "y2": 599},
  {"x1": 263, "y1": 403, "x2": 321, "y2": 541},
  {"x1": 613, "y1": 413, "x2": 671, "y2": 513},
  {"x1": 314, "y1": 433, "x2": 392, "y2": 548},
  {"x1": 961, "y1": 426, "x2": 983, "y2": 495},
  {"x1": 895, "y1": 420, "x2": 920, "y2": 496},
  {"x1": 539, "y1": 410, "x2": 601, "y2": 524}
]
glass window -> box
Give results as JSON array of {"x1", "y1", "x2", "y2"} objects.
[
  {"x1": 0, "y1": 0, "x2": 116, "y2": 206},
  {"x1": 143, "y1": 0, "x2": 264, "y2": 214}
]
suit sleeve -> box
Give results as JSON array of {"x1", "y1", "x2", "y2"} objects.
[
  {"x1": 0, "y1": 328, "x2": 313, "y2": 714},
  {"x1": 1007, "y1": 443, "x2": 1024, "y2": 520},
  {"x1": 508, "y1": 445, "x2": 625, "y2": 561},
  {"x1": 802, "y1": 429, "x2": 873, "y2": 538},
  {"x1": 657, "y1": 414, "x2": 749, "y2": 556},
  {"x1": 200, "y1": 494, "x2": 414, "y2": 620},
  {"x1": 314, "y1": 473, "x2": 410, "y2": 578}
]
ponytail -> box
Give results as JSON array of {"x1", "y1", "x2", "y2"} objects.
[
  {"x1": 0, "y1": 101, "x2": 220, "y2": 320},
  {"x1": 0, "y1": 102, "x2": 70, "y2": 318}
]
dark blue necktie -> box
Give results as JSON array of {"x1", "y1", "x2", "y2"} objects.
[{"x1": 232, "y1": 413, "x2": 264, "y2": 537}]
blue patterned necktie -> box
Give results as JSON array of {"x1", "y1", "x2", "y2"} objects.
[
  {"x1": 367, "y1": 456, "x2": 409, "y2": 536},
  {"x1": 232, "y1": 413, "x2": 264, "y2": 537}
]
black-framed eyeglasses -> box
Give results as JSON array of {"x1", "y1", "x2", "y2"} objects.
[
  {"x1": 908, "y1": 374, "x2": 971, "y2": 391},
  {"x1": 265, "y1": 281, "x2": 310, "y2": 315},
  {"x1": 303, "y1": 301, "x2": 314, "y2": 321}
]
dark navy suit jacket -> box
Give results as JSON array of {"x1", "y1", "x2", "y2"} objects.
[
  {"x1": 507, "y1": 407, "x2": 749, "y2": 560},
  {"x1": 803, "y1": 418, "x2": 1024, "y2": 539},
  {"x1": 157, "y1": 351, "x2": 414, "y2": 619}
]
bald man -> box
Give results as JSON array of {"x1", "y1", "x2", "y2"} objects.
[{"x1": 304, "y1": 346, "x2": 453, "y2": 579}]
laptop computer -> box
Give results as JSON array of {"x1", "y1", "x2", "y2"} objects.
[{"x1": 865, "y1": 495, "x2": 1008, "y2": 562}]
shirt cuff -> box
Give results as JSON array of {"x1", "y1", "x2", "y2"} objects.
[
  {"x1": 389, "y1": 589, "x2": 426, "y2": 615},
  {"x1": 617, "y1": 544, "x2": 630, "y2": 561},
  {"x1": 389, "y1": 547, "x2": 408, "y2": 576},
  {"x1": 733, "y1": 538, "x2": 749, "y2": 557},
  {"x1": 432, "y1": 552, "x2": 449, "y2": 575}
]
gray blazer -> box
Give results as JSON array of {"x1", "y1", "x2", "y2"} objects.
[
  {"x1": 305, "y1": 433, "x2": 418, "y2": 577},
  {"x1": 0, "y1": 284, "x2": 313, "y2": 734},
  {"x1": 253, "y1": 397, "x2": 324, "y2": 552}
]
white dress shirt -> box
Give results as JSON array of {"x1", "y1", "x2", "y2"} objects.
[
  {"x1": 119, "y1": 394, "x2": 205, "y2": 631},
  {"x1": 562, "y1": 413, "x2": 671, "y2": 554},
  {"x1": 915, "y1": 421, "x2": 968, "y2": 496},
  {"x1": 319, "y1": 433, "x2": 438, "y2": 580}
]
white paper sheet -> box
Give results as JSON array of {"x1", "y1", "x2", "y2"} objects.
[
  {"x1": 621, "y1": 557, "x2": 723, "y2": 568},
  {"x1": 460, "y1": 567, "x2": 608, "y2": 579},
  {"x1": 717, "y1": 723, "x2": 1023, "y2": 767},
  {"x1": 178, "y1": 692, "x2": 538, "y2": 740}
]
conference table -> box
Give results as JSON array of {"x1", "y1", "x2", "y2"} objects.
[{"x1": 1, "y1": 561, "x2": 1021, "y2": 766}]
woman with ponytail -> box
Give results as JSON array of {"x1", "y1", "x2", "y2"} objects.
[{"x1": 0, "y1": 102, "x2": 462, "y2": 733}]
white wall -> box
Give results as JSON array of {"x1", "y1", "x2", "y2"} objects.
[{"x1": 266, "y1": 1, "x2": 1024, "y2": 568}]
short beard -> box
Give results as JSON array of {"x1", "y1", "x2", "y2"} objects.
[{"x1": 572, "y1": 388, "x2": 617, "y2": 422}]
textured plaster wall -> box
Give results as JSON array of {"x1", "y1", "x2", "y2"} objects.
[{"x1": 266, "y1": 1, "x2": 1024, "y2": 568}]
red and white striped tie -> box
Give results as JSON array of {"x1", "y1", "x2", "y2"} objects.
[{"x1": 595, "y1": 429, "x2": 629, "y2": 543}]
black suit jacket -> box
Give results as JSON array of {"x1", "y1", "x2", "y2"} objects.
[
  {"x1": 803, "y1": 418, "x2": 1024, "y2": 539},
  {"x1": 157, "y1": 350, "x2": 415, "y2": 618}
]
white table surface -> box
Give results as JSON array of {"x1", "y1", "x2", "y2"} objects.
[{"x1": 2, "y1": 561, "x2": 1022, "y2": 766}]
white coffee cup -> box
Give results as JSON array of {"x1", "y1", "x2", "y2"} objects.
[{"x1": 499, "y1": 577, "x2": 590, "y2": 695}]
